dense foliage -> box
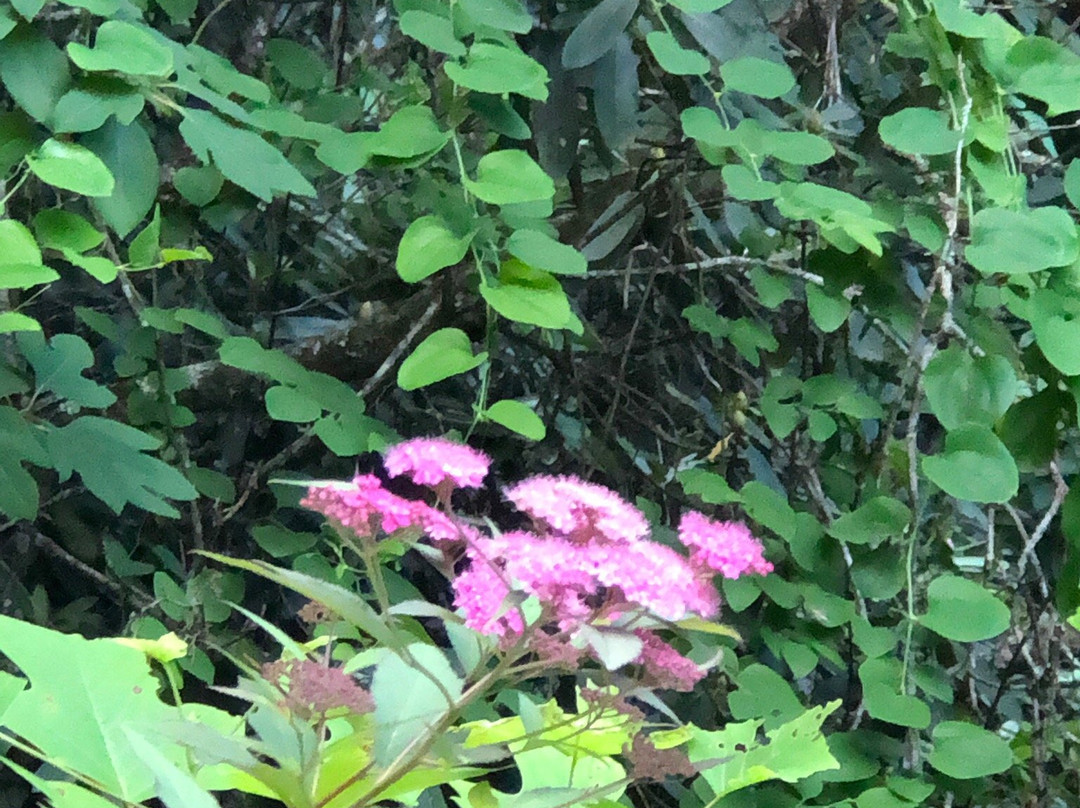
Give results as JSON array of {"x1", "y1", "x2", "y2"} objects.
[{"x1": 1, "y1": 0, "x2": 1080, "y2": 805}]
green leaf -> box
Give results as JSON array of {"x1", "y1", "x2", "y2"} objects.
[
  {"x1": 678, "y1": 467, "x2": 740, "y2": 504},
  {"x1": 480, "y1": 260, "x2": 571, "y2": 328},
  {"x1": 399, "y1": 10, "x2": 465, "y2": 57},
  {"x1": 33, "y1": 209, "x2": 104, "y2": 253},
  {"x1": 0, "y1": 264, "x2": 60, "y2": 289},
  {"x1": 721, "y1": 57, "x2": 796, "y2": 98},
  {"x1": 83, "y1": 119, "x2": 161, "y2": 238},
  {"x1": 666, "y1": 0, "x2": 734, "y2": 11},
  {"x1": 445, "y1": 42, "x2": 549, "y2": 101},
  {"x1": 0, "y1": 406, "x2": 46, "y2": 520},
  {"x1": 688, "y1": 702, "x2": 840, "y2": 799},
  {"x1": 266, "y1": 38, "x2": 325, "y2": 89},
  {"x1": 1065, "y1": 159, "x2": 1080, "y2": 210},
  {"x1": 252, "y1": 524, "x2": 318, "y2": 559},
  {"x1": 760, "y1": 130, "x2": 835, "y2": 165},
  {"x1": 219, "y1": 337, "x2": 307, "y2": 385},
  {"x1": 806, "y1": 284, "x2": 850, "y2": 333},
  {"x1": 365, "y1": 105, "x2": 450, "y2": 160},
  {"x1": 18, "y1": 332, "x2": 116, "y2": 409},
  {"x1": 965, "y1": 206, "x2": 1078, "y2": 275},
  {"x1": 879, "y1": 108, "x2": 962, "y2": 155},
  {"x1": 156, "y1": 0, "x2": 197, "y2": 22},
  {"x1": 859, "y1": 658, "x2": 930, "y2": 728},
  {"x1": 485, "y1": 399, "x2": 546, "y2": 440},
  {"x1": 0, "y1": 312, "x2": 41, "y2": 334},
  {"x1": 828, "y1": 497, "x2": 911, "y2": 546},
  {"x1": 199, "y1": 552, "x2": 395, "y2": 646},
  {"x1": 371, "y1": 645, "x2": 463, "y2": 767},
  {"x1": 67, "y1": 21, "x2": 173, "y2": 77},
  {"x1": 174, "y1": 165, "x2": 224, "y2": 207},
  {"x1": 506, "y1": 229, "x2": 587, "y2": 276},
  {"x1": 397, "y1": 328, "x2": 486, "y2": 390},
  {"x1": 928, "y1": 722, "x2": 1013, "y2": 779},
  {"x1": 265, "y1": 385, "x2": 323, "y2": 423},
  {"x1": 1029, "y1": 287, "x2": 1080, "y2": 375},
  {"x1": 0, "y1": 614, "x2": 181, "y2": 801},
  {"x1": 10, "y1": 0, "x2": 46, "y2": 19},
  {"x1": 0, "y1": 24, "x2": 71, "y2": 125},
  {"x1": 921, "y1": 423, "x2": 1019, "y2": 504},
  {"x1": 1004, "y1": 36, "x2": 1080, "y2": 117},
  {"x1": 0, "y1": 219, "x2": 41, "y2": 266},
  {"x1": 723, "y1": 163, "x2": 778, "y2": 201},
  {"x1": 46, "y1": 416, "x2": 198, "y2": 517},
  {"x1": 128, "y1": 206, "x2": 161, "y2": 269},
  {"x1": 124, "y1": 731, "x2": 222, "y2": 808},
  {"x1": 53, "y1": 82, "x2": 145, "y2": 133},
  {"x1": 27, "y1": 139, "x2": 115, "y2": 197},
  {"x1": 919, "y1": 575, "x2": 1010, "y2": 642},
  {"x1": 179, "y1": 108, "x2": 315, "y2": 201},
  {"x1": 467, "y1": 150, "x2": 554, "y2": 205},
  {"x1": 396, "y1": 216, "x2": 472, "y2": 282},
  {"x1": 458, "y1": 0, "x2": 533, "y2": 33},
  {"x1": 923, "y1": 345, "x2": 1017, "y2": 429},
  {"x1": 646, "y1": 31, "x2": 709, "y2": 75},
  {"x1": 740, "y1": 481, "x2": 797, "y2": 539},
  {"x1": 562, "y1": 0, "x2": 637, "y2": 69}
]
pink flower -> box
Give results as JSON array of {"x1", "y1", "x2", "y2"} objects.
[
  {"x1": 678, "y1": 511, "x2": 772, "y2": 579},
  {"x1": 302, "y1": 475, "x2": 417, "y2": 537},
  {"x1": 384, "y1": 437, "x2": 491, "y2": 490},
  {"x1": 504, "y1": 475, "x2": 649, "y2": 543},
  {"x1": 583, "y1": 541, "x2": 720, "y2": 621},
  {"x1": 636, "y1": 632, "x2": 706, "y2": 692},
  {"x1": 452, "y1": 555, "x2": 524, "y2": 637}
]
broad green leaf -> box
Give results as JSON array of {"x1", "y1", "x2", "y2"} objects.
[
  {"x1": 18, "y1": 332, "x2": 116, "y2": 409},
  {"x1": 678, "y1": 467, "x2": 740, "y2": 504},
  {"x1": 27, "y1": 138, "x2": 115, "y2": 197},
  {"x1": 0, "y1": 614, "x2": 181, "y2": 801},
  {"x1": 740, "y1": 480, "x2": 797, "y2": 538},
  {"x1": 156, "y1": 0, "x2": 197, "y2": 22},
  {"x1": 0, "y1": 219, "x2": 41, "y2": 266},
  {"x1": 828, "y1": 497, "x2": 910, "y2": 545},
  {"x1": 688, "y1": 702, "x2": 840, "y2": 798},
  {"x1": 921, "y1": 423, "x2": 1019, "y2": 503},
  {"x1": 562, "y1": 0, "x2": 637, "y2": 69},
  {"x1": 965, "y1": 206, "x2": 1078, "y2": 275},
  {"x1": 396, "y1": 215, "x2": 472, "y2": 282},
  {"x1": 0, "y1": 264, "x2": 58, "y2": 289},
  {"x1": 252, "y1": 524, "x2": 319, "y2": 559},
  {"x1": 879, "y1": 108, "x2": 962, "y2": 155},
  {"x1": 1004, "y1": 36, "x2": 1080, "y2": 117},
  {"x1": 723, "y1": 163, "x2": 778, "y2": 201},
  {"x1": 265, "y1": 385, "x2": 323, "y2": 423},
  {"x1": 646, "y1": 31, "x2": 709, "y2": 75},
  {"x1": 67, "y1": 21, "x2": 173, "y2": 77},
  {"x1": 125, "y1": 730, "x2": 221, "y2": 808},
  {"x1": 0, "y1": 24, "x2": 71, "y2": 125},
  {"x1": 46, "y1": 416, "x2": 197, "y2": 517},
  {"x1": 919, "y1": 575, "x2": 1010, "y2": 642},
  {"x1": 859, "y1": 658, "x2": 930, "y2": 728},
  {"x1": 0, "y1": 311, "x2": 40, "y2": 334},
  {"x1": 1065, "y1": 159, "x2": 1080, "y2": 210},
  {"x1": 721, "y1": 57, "x2": 796, "y2": 98},
  {"x1": 219, "y1": 337, "x2": 308, "y2": 385},
  {"x1": 1029, "y1": 287, "x2": 1080, "y2": 375},
  {"x1": 485, "y1": 399, "x2": 546, "y2": 440},
  {"x1": 399, "y1": 10, "x2": 465, "y2": 57},
  {"x1": 64, "y1": 250, "x2": 118, "y2": 283},
  {"x1": 10, "y1": 0, "x2": 46, "y2": 18},
  {"x1": 53, "y1": 82, "x2": 145, "y2": 133},
  {"x1": 480, "y1": 260, "x2": 571, "y2": 328},
  {"x1": 84, "y1": 119, "x2": 161, "y2": 237},
  {"x1": 932, "y1": 0, "x2": 998, "y2": 38},
  {"x1": 266, "y1": 38, "x2": 325, "y2": 89},
  {"x1": 364, "y1": 105, "x2": 449, "y2": 160},
  {"x1": 729, "y1": 663, "x2": 804, "y2": 723},
  {"x1": 928, "y1": 722, "x2": 1013, "y2": 778},
  {"x1": 459, "y1": 0, "x2": 532, "y2": 33},
  {"x1": 593, "y1": 34, "x2": 640, "y2": 150},
  {"x1": 760, "y1": 130, "x2": 835, "y2": 165},
  {"x1": 467, "y1": 150, "x2": 554, "y2": 205},
  {"x1": 445, "y1": 42, "x2": 549, "y2": 101},
  {"x1": 923, "y1": 345, "x2": 1017, "y2": 429},
  {"x1": 180, "y1": 108, "x2": 315, "y2": 201},
  {"x1": 371, "y1": 644, "x2": 463, "y2": 767},
  {"x1": 174, "y1": 165, "x2": 224, "y2": 207},
  {"x1": 33, "y1": 209, "x2": 104, "y2": 253},
  {"x1": 506, "y1": 229, "x2": 587, "y2": 275},
  {"x1": 806, "y1": 284, "x2": 850, "y2": 333},
  {"x1": 397, "y1": 327, "x2": 486, "y2": 390}
]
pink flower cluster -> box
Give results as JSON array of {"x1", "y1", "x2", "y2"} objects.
[{"x1": 301, "y1": 437, "x2": 771, "y2": 691}]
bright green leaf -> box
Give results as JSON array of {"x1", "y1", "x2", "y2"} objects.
[
  {"x1": 965, "y1": 206, "x2": 1078, "y2": 275},
  {"x1": 921, "y1": 423, "x2": 1019, "y2": 503},
  {"x1": 67, "y1": 21, "x2": 173, "y2": 77},
  {"x1": 399, "y1": 10, "x2": 465, "y2": 57},
  {"x1": 879, "y1": 108, "x2": 962, "y2": 155},
  {"x1": 923, "y1": 345, "x2": 1017, "y2": 429},
  {"x1": 27, "y1": 138, "x2": 115, "y2": 197},
  {"x1": 480, "y1": 260, "x2": 571, "y2": 328},
  {"x1": 721, "y1": 57, "x2": 796, "y2": 98},
  {"x1": 485, "y1": 399, "x2": 546, "y2": 440},
  {"x1": 928, "y1": 722, "x2": 1013, "y2": 779},
  {"x1": 396, "y1": 216, "x2": 472, "y2": 283},
  {"x1": 397, "y1": 328, "x2": 486, "y2": 390},
  {"x1": 646, "y1": 31, "x2": 709, "y2": 75},
  {"x1": 506, "y1": 229, "x2": 587, "y2": 276},
  {"x1": 919, "y1": 574, "x2": 1010, "y2": 642}
]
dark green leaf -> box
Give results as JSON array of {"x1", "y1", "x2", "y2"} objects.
[
  {"x1": 266, "y1": 38, "x2": 325, "y2": 89},
  {"x1": 923, "y1": 345, "x2": 1017, "y2": 429},
  {"x1": 0, "y1": 24, "x2": 71, "y2": 125},
  {"x1": 562, "y1": 0, "x2": 637, "y2": 69},
  {"x1": 83, "y1": 119, "x2": 160, "y2": 237}
]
